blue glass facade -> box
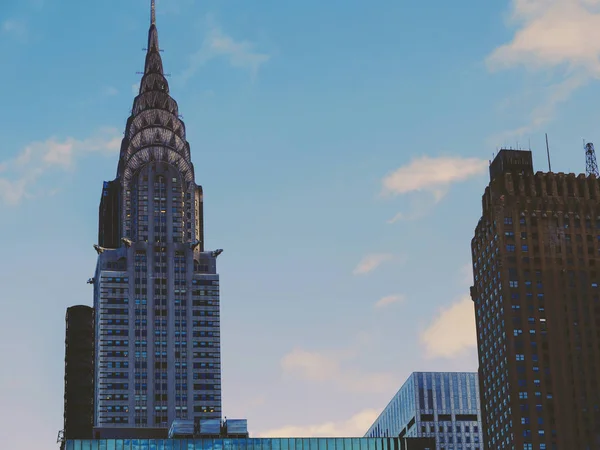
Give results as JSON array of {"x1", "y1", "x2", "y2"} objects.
[
  {"x1": 365, "y1": 372, "x2": 483, "y2": 450},
  {"x1": 66, "y1": 438, "x2": 433, "y2": 450}
]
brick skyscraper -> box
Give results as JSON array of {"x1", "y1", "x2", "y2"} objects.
[
  {"x1": 92, "y1": 0, "x2": 222, "y2": 432},
  {"x1": 471, "y1": 149, "x2": 600, "y2": 449}
]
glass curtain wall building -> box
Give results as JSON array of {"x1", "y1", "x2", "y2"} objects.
[
  {"x1": 92, "y1": 0, "x2": 222, "y2": 430},
  {"x1": 365, "y1": 372, "x2": 483, "y2": 450},
  {"x1": 65, "y1": 438, "x2": 435, "y2": 450}
]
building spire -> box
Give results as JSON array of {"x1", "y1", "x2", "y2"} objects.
[{"x1": 145, "y1": 0, "x2": 161, "y2": 71}]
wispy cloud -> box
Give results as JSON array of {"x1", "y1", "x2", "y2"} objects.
[
  {"x1": 0, "y1": 128, "x2": 121, "y2": 205},
  {"x1": 281, "y1": 346, "x2": 398, "y2": 395},
  {"x1": 487, "y1": 0, "x2": 600, "y2": 137},
  {"x1": 489, "y1": 74, "x2": 588, "y2": 143},
  {"x1": 352, "y1": 253, "x2": 395, "y2": 275},
  {"x1": 374, "y1": 294, "x2": 405, "y2": 309},
  {"x1": 381, "y1": 156, "x2": 487, "y2": 202},
  {"x1": 181, "y1": 17, "x2": 270, "y2": 83},
  {"x1": 255, "y1": 409, "x2": 381, "y2": 437},
  {"x1": 2, "y1": 20, "x2": 27, "y2": 41},
  {"x1": 420, "y1": 297, "x2": 477, "y2": 359},
  {"x1": 387, "y1": 211, "x2": 427, "y2": 224},
  {"x1": 103, "y1": 86, "x2": 119, "y2": 96},
  {"x1": 386, "y1": 193, "x2": 439, "y2": 224}
]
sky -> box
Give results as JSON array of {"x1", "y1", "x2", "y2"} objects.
[{"x1": 2, "y1": 0, "x2": 600, "y2": 447}]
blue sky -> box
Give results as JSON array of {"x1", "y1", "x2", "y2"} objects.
[{"x1": 2, "y1": 0, "x2": 600, "y2": 447}]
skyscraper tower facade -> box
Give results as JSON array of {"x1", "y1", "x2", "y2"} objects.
[
  {"x1": 472, "y1": 150, "x2": 600, "y2": 449},
  {"x1": 93, "y1": 1, "x2": 222, "y2": 430}
]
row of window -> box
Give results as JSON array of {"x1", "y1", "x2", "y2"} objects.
[
  {"x1": 504, "y1": 215, "x2": 600, "y2": 228},
  {"x1": 102, "y1": 277, "x2": 129, "y2": 283}
]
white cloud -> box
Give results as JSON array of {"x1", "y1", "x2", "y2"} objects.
[
  {"x1": 281, "y1": 342, "x2": 398, "y2": 395},
  {"x1": 352, "y1": 253, "x2": 394, "y2": 275},
  {"x1": 0, "y1": 128, "x2": 121, "y2": 205},
  {"x1": 374, "y1": 294, "x2": 404, "y2": 309},
  {"x1": 2, "y1": 20, "x2": 27, "y2": 41},
  {"x1": 181, "y1": 17, "x2": 270, "y2": 82},
  {"x1": 0, "y1": 172, "x2": 37, "y2": 205},
  {"x1": 487, "y1": 0, "x2": 600, "y2": 137},
  {"x1": 381, "y1": 156, "x2": 487, "y2": 201},
  {"x1": 255, "y1": 409, "x2": 381, "y2": 438},
  {"x1": 40, "y1": 130, "x2": 120, "y2": 169},
  {"x1": 420, "y1": 297, "x2": 477, "y2": 359},
  {"x1": 488, "y1": 0, "x2": 600, "y2": 73},
  {"x1": 132, "y1": 83, "x2": 140, "y2": 95}
]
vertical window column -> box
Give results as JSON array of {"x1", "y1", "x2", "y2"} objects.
[
  {"x1": 153, "y1": 244, "x2": 168, "y2": 426},
  {"x1": 97, "y1": 275, "x2": 130, "y2": 425},
  {"x1": 174, "y1": 250, "x2": 187, "y2": 418},
  {"x1": 137, "y1": 174, "x2": 149, "y2": 242},
  {"x1": 171, "y1": 178, "x2": 183, "y2": 243},
  {"x1": 134, "y1": 251, "x2": 148, "y2": 425},
  {"x1": 185, "y1": 192, "x2": 192, "y2": 241}
]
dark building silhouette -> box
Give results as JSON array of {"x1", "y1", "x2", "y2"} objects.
[
  {"x1": 401, "y1": 438, "x2": 437, "y2": 450},
  {"x1": 63, "y1": 306, "x2": 94, "y2": 440},
  {"x1": 472, "y1": 149, "x2": 600, "y2": 449},
  {"x1": 98, "y1": 180, "x2": 121, "y2": 249}
]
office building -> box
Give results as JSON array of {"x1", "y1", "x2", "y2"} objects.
[
  {"x1": 365, "y1": 372, "x2": 482, "y2": 449},
  {"x1": 63, "y1": 306, "x2": 95, "y2": 442},
  {"x1": 92, "y1": 0, "x2": 222, "y2": 431},
  {"x1": 65, "y1": 437, "x2": 436, "y2": 450},
  {"x1": 471, "y1": 149, "x2": 600, "y2": 449}
]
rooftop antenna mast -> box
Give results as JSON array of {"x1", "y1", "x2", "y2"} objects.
[
  {"x1": 585, "y1": 141, "x2": 599, "y2": 177},
  {"x1": 545, "y1": 133, "x2": 552, "y2": 172},
  {"x1": 151, "y1": 0, "x2": 156, "y2": 25}
]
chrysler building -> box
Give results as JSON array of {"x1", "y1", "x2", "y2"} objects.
[{"x1": 92, "y1": 0, "x2": 222, "y2": 430}]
